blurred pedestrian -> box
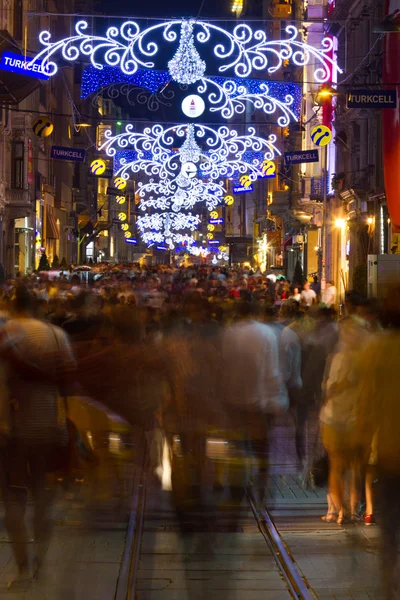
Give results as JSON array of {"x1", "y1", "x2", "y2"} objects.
[
  {"x1": 355, "y1": 288, "x2": 400, "y2": 598},
  {"x1": 0, "y1": 286, "x2": 75, "y2": 586}
]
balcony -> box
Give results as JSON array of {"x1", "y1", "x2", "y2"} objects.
[{"x1": 5, "y1": 188, "x2": 33, "y2": 219}]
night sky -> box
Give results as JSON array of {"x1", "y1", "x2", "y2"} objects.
[{"x1": 99, "y1": 0, "x2": 231, "y2": 19}]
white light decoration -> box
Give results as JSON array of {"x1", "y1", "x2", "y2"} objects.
[
  {"x1": 197, "y1": 78, "x2": 298, "y2": 125},
  {"x1": 189, "y1": 246, "x2": 210, "y2": 258},
  {"x1": 100, "y1": 122, "x2": 281, "y2": 246},
  {"x1": 137, "y1": 212, "x2": 201, "y2": 233},
  {"x1": 101, "y1": 123, "x2": 281, "y2": 185},
  {"x1": 32, "y1": 19, "x2": 342, "y2": 84},
  {"x1": 168, "y1": 20, "x2": 206, "y2": 85}
]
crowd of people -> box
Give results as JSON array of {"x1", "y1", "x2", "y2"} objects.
[{"x1": 0, "y1": 264, "x2": 398, "y2": 597}]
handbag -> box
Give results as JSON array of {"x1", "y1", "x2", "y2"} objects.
[
  {"x1": 308, "y1": 419, "x2": 329, "y2": 489},
  {"x1": 46, "y1": 401, "x2": 98, "y2": 476},
  {"x1": 309, "y1": 453, "x2": 329, "y2": 488}
]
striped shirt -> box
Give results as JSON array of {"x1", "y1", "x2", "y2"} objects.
[{"x1": 2, "y1": 318, "x2": 75, "y2": 443}]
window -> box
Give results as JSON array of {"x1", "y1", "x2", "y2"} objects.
[
  {"x1": 39, "y1": 84, "x2": 46, "y2": 108},
  {"x1": 13, "y1": 0, "x2": 23, "y2": 41},
  {"x1": 12, "y1": 141, "x2": 24, "y2": 189}
]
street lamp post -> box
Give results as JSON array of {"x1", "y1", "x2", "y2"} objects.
[{"x1": 321, "y1": 144, "x2": 327, "y2": 293}]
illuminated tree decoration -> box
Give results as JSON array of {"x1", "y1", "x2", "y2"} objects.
[
  {"x1": 32, "y1": 19, "x2": 342, "y2": 84},
  {"x1": 167, "y1": 20, "x2": 206, "y2": 85}
]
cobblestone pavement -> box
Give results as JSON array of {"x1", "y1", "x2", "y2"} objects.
[
  {"x1": 268, "y1": 420, "x2": 382, "y2": 600},
  {"x1": 0, "y1": 417, "x2": 383, "y2": 599}
]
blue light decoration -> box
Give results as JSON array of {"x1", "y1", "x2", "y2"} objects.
[
  {"x1": 81, "y1": 65, "x2": 302, "y2": 124},
  {"x1": 81, "y1": 65, "x2": 170, "y2": 98}
]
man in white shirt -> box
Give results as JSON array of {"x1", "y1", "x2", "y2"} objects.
[
  {"x1": 322, "y1": 281, "x2": 337, "y2": 308},
  {"x1": 300, "y1": 282, "x2": 317, "y2": 307},
  {"x1": 222, "y1": 302, "x2": 289, "y2": 503}
]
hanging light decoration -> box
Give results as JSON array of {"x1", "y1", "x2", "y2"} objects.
[{"x1": 167, "y1": 20, "x2": 206, "y2": 85}]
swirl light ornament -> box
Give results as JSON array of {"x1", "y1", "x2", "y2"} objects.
[
  {"x1": 100, "y1": 123, "x2": 280, "y2": 246},
  {"x1": 197, "y1": 78, "x2": 298, "y2": 125},
  {"x1": 32, "y1": 19, "x2": 341, "y2": 84}
]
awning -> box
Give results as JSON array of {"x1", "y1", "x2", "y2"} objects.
[
  {"x1": 46, "y1": 211, "x2": 59, "y2": 239},
  {"x1": 0, "y1": 32, "x2": 42, "y2": 104}
]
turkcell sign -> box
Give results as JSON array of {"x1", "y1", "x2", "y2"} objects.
[
  {"x1": 233, "y1": 184, "x2": 254, "y2": 194},
  {"x1": 347, "y1": 89, "x2": 397, "y2": 109},
  {"x1": 0, "y1": 52, "x2": 49, "y2": 80},
  {"x1": 51, "y1": 146, "x2": 86, "y2": 162},
  {"x1": 284, "y1": 150, "x2": 319, "y2": 165},
  {"x1": 125, "y1": 238, "x2": 137, "y2": 244},
  {"x1": 209, "y1": 218, "x2": 224, "y2": 225}
]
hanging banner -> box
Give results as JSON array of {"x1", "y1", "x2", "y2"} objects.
[
  {"x1": 233, "y1": 184, "x2": 254, "y2": 194},
  {"x1": 347, "y1": 89, "x2": 397, "y2": 109},
  {"x1": 0, "y1": 52, "x2": 49, "y2": 80},
  {"x1": 51, "y1": 146, "x2": 86, "y2": 162},
  {"x1": 27, "y1": 139, "x2": 34, "y2": 185},
  {"x1": 284, "y1": 149, "x2": 319, "y2": 164}
]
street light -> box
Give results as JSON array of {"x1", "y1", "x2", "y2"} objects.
[{"x1": 335, "y1": 218, "x2": 345, "y2": 228}]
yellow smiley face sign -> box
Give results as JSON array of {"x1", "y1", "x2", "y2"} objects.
[
  {"x1": 239, "y1": 175, "x2": 252, "y2": 188},
  {"x1": 210, "y1": 210, "x2": 218, "y2": 219},
  {"x1": 224, "y1": 195, "x2": 234, "y2": 206},
  {"x1": 118, "y1": 212, "x2": 127, "y2": 222},
  {"x1": 90, "y1": 159, "x2": 106, "y2": 175},
  {"x1": 310, "y1": 125, "x2": 332, "y2": 147},
  {"x1": 207, "y1": 224, "x2": 215, "y2": 232},
  {"x1": 32, "y1": 116, "x2": 54, "y2": 137},
  {"x1": 207, "y1": 233, "x2": 214, "y2": 240},
  {"x1": 114, "y1": 177, "x2": 127, "y2": 190},
  {"x1": 261, "y1": 160, "x2": 276, "y2": 177}
]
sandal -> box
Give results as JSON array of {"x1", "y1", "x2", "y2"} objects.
[
  {"x1": 336, "y1": 515, "x2": 346, "y2": 525},
  {"x1": 321, "y1": 512, "x2": 338, "y2": 523}
]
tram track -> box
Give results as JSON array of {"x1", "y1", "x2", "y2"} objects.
[
  {"x1": 115, "y1": 438, "x2": 318, "y2": 600},
  {"x1": 247, "y1": 490, "x2": 316, "y2": 600}
]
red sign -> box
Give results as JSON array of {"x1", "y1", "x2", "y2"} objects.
[{"x1": 27, "y1": 139, "x2": 33, "y2": 185}]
